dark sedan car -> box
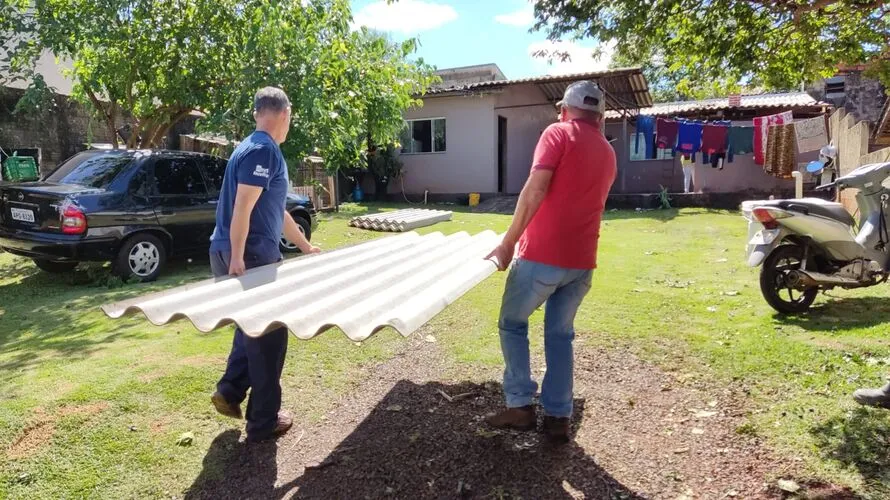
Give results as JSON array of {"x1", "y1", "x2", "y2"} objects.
[{"x1": 0, "y1": 149, "x2": 317, "y2": 281}]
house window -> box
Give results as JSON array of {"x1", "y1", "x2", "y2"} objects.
[
  {"x1": 400, "y1": 118, "x2": 446, "y2": 154},
  {"x1": 825, "y1": 77, "x2": 845, "y2": 95},
  {"x1": 628, "y1": 133, "x2": 674, "y2": 161}
]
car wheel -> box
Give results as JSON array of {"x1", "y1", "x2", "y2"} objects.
[
  {"x1": 114, "y1": 233, "x2": 166, "y2": 282},
  {"x1": 279, "y1": 215, "x2": 312, "y2": 254},
  {"x1": 33, "y1": 259, "x2": 78, "y2": 273}
]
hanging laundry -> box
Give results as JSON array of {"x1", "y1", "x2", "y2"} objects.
[
  {"x1": 727, "y1": 126, "x2": 755, "y2": 162},
  {"x1": 701, "y1": 123, "x2": 729, "y2": 155},
  {"x1": 794, "y1": 116, "x2": 828, "y2": 153},
  {"x1": 676, "y1": 120, "x2": 703, "y2": 156},
  {"x1": 710, "y1": 153, "x2": 726, "y2": 170},
  {"x1": 629, "y1": 133, "x2": 648, "y2": 161},
  {"x1": 764, "y1": 123, "x2": 796, "y2": 178},
  {"x1": 753, "y1": 111, "x2": 793, "y2": 165},
  {"x1": 656, "y1": 118, "x2": 679, "y2": 150},
  {"x1": 635, "y1": 115, "x2": 656, "y2": 159}
]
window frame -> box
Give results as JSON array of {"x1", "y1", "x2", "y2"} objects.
[
  {"x1": 149, "y1": 156, "x2": 210, "y2": 197},
  {"x1": 200, "y1": 156, "x2": 228, "y2": 196},
  {"x1": 400, "y1": 117, "x2": 447, "y2": 155}
]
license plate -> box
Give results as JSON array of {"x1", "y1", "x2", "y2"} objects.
[{"x1": 10, "y1": 207, "x2": 35, "y2": 223}]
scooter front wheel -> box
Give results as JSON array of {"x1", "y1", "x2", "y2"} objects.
[{"x1": 759, "y1": 244, "x2": 818, "y2": 314}]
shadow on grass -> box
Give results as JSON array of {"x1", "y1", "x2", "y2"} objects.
[
  {"x1": 777, "y1": 297, "x2": 890, "y2": 332},
  {"x1": 0, "y1": 254, "x2": 39, "y2": 281},
  {"x1": 187, "y1": 380, "x2": 643, "y2": 499},
  {"x1": 0, "y1": 255, "x2": 212, "y2": 380},
  {"x1": 810, "y1": 407, "x2": 890, "y2": 498}
]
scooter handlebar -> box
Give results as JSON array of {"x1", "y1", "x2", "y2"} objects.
[{"x1": 814, "y1": 181, "x2": 837, "y2": 191}]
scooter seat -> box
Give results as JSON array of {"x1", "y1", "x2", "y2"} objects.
[{"x1": 775, "y1": 199, "x2": 856, "y2": 227}]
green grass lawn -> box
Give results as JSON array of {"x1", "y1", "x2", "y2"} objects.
[{"x1": 1, "y1": 205, "x2": 889, "y2": 498}]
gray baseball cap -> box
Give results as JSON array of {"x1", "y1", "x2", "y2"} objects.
[{"x1": 557, "y1": 80, "x2": 605, "y2": 114}]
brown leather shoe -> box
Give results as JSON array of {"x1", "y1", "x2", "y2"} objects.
[
  {"x1": 247, "y1": 411, "x2": 293, "y2": 443},
  {"x1": 543, "y1": 415, "x2": 571, "y2": 444},
  {"x1": 211, "y1": 391, "x2": 242, "y2": 419},
  {"x1": 486, "y1": 405, "x2": 536, "y2": 431}
]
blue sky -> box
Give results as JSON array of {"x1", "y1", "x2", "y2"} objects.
[{"x1": 349, "y1": 0, "x2": 612, "y2": 79}]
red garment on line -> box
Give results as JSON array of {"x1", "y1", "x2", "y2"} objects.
[
  {"x1": 701, "y1": 124, "x2": 729, "y2": 154},
  {"x1": 656, "y1": 118, "x2": 679, "y2": 149},
  {"x1": 753, "y1": 111, "x2": 793, "y2": 165}
]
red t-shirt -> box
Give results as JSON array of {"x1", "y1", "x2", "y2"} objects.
[{"x1": 517, "y1": 119, "x2": 617, "y2": 270}]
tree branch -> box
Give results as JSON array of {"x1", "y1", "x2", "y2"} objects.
[
  {"x1": 145, "y1": 108, "x2": 193, "y2": 148},
  {"x1": 84, "y1": 86, "x2": 119, "y2": 149}
]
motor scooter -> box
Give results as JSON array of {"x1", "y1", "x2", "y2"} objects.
[{"x1": 742, "y1": 160, "x2": 890, "y2": 313}]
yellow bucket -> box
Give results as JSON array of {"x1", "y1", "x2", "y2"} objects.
[{"x1": 468, "y1": 193, "x2": 480, "y2": 207}]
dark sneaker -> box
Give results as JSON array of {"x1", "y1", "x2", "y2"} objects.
[
  {"x1": 486, "y1": 405, "x2": 536, "y2": 431},
  {"x1": 542, "y1": 415, "x2": 571, "y2": 444},
  {"x1": 853, "y1": 378, "x2": 890, "y2": 409},
  {"x1": 247, "y1": 411, "x2": 294, "y2": 443},
  {"x1": 211, "y1": 391, "x2": 242, "y2": 419}
]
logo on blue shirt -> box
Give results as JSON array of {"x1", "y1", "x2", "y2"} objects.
[{"x1": 253, "y1": 165, "x2": 270, "y2": 178}]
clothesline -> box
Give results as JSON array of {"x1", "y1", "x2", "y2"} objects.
[{"x1": 631, "y1": 111, "x2": 828, "y2": 179}]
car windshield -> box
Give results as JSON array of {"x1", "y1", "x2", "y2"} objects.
[{"x1": 44, "y1": 151, "x2": 134, "y2": 188}]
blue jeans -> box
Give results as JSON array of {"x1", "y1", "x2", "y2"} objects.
[
  {"x1": 210, "y1": 250, "x2": 288, "y2": 440},
  {"x1": 498, "y1": 259, "x2": 592, "y2": 418}
]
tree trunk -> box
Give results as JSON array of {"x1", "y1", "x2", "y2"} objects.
[
  {"x1": 145, "y1": 109, "x2": 192, "y2": 148},
  {"x1": 84, "y1": 88, "x2": 119, "y2": 149},
  {"x1": 374, "y1": 176, "x2": 388, "y2": 201}
]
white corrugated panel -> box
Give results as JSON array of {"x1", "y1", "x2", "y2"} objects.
[
  {"x1": 349, "y1": 209, "x2": 453, "y2": 232},
  {"x1": 101, "y1": 231, "x2": 501, "y2": 341}
]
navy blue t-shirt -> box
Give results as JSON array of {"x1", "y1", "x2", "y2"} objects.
[{"x1": 209, "y1": 131, "x2": 289, "y2": 263}]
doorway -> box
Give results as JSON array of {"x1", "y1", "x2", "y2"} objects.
[{"x1": 497, "y1": 116, "x2": 507, "y2": 193}]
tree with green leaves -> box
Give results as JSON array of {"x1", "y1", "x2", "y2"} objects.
[
  {"x1": 534, "y1": 0, "x2": 890, "y2": 98},
  {"x1": 2, "y1": 0, "x2": 240, "y2": 148},
  {"x1": 1, "y1": 0, "x2": 436, "y2": 173}
]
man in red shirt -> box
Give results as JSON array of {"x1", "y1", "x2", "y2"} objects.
[{"x1": 485, "y1": 81, "x2": 617, "y2": 443}]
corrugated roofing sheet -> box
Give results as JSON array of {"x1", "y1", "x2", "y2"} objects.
[
  {"x1": 348, "y1": 209, "x2": 453, "y2": 232},
  {"x1": 101, "y1": 231, "x2": 501, "y2": 341},
  {"x1": 426, "y1": 67, "x2": 652, "y2": 109},
  {"x1": 604, "y1": 92, "x2": 826, "y2": 119}
]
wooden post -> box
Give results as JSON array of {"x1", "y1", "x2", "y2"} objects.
[{"x1": 621, "y1": 117, "x2": 628, "y2": 193}]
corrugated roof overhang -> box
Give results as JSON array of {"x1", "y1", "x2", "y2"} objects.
[{"x1": 422, "y1": 67, "x2": 652, "y2": 114}]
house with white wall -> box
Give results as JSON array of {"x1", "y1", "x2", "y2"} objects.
[
  {"x1": 392, "y1": 64, "x2": 833, "y2": 202},
  {"x1": 393, "y1": 65, "x2": 651, "y2": 199}
]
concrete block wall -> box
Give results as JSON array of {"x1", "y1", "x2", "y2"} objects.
[
  {"x1": 0, "y1": 87, "x2": 115, "y2": 173},
  {"x1": 810, "y1": 71, "x2": 886, "y2": 125},
  {"x1": 0, "y1": 87, "x2": 197, "y2": 174}
]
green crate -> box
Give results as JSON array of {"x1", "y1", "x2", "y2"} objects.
[{"x1": 2, "y1": 154, "x2": 39, "y2": 182}]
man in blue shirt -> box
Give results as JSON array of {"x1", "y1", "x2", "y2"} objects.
[{"x1": 208, "y1": 87, "x2": 319, "y2": 442}]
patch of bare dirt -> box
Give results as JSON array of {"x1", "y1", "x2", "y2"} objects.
[
  {"x1": 6, "y1": 421, "x2": 55, "y2": 460},
  {"x1": 184, "y1": 339, "x2": 828, "y2": 499},
  {"x1": 56, "y1": 401, "x2": 109, "y2": 418},
  {"x1": 6, "y1": 401, "x2": 110, "y2": 460}
]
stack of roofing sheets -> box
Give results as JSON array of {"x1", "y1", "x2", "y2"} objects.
[{"x1": 348, "y1": 209, "x2": 453, "y2": 232}]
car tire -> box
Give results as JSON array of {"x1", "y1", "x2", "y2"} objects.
[
  {"x1": 33, "y1": 259, "x2": 78, "y2": 273},
  {"x1": 279, "y1": 214, "x2": 312, "y2": 254},
  {"x1": 114, "y1": 233, "x2": 167, "y2": 282}
]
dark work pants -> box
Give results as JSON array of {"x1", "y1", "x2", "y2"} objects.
[{"x1": 210, "y1": 250, "x2": 288, "y2": 440}]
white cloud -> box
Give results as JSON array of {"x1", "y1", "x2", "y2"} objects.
[
  {"x1": 527, "y1": 40, "x2": 616, "y2": 75},
  {"x1": 352, "y1": 0, "x2": 458, "y2": 35},
  {"x1": 495, "y1": 7, "x2": 534, "y2": 27}
]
